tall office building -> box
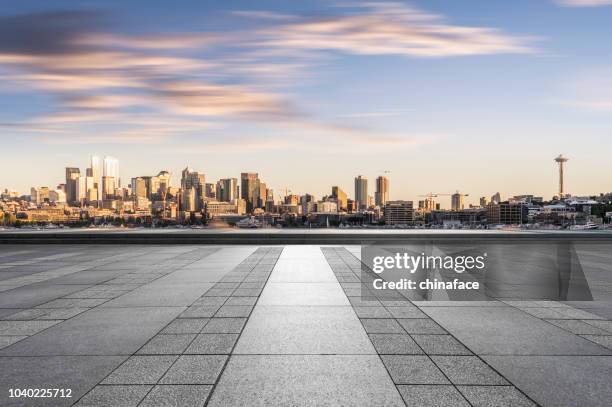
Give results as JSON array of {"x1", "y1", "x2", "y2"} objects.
[
  {"x1": 375, "y1": 176, "x2": 389, "y2": 207},
  {"x1": 354, "y1": 175, "x2": 368, "y2": 211},
  {"x1": 331, "y1": 186, "x2": 347, "y2": 211},
  {"x1": 131, "y1": 177, "x2": 147, "y2": 199},
  {"x1": 103, "y1": 156, "x2": 119, "y2": 192},
  {"x1": 157, "y1": 171, "x2": 171, "y2": 194},
  {"x1": 76, "y1": 176, "x2": 94, "y2": 204},
  {"x1": 90, "y1": 155, "x2": 102, "y2": 201},
  {"x1": 65, "y1": 167, "x2": 80, "y2": 204},
  {"x1": 218, "y1": 178, "x2": 238, "y2": 202},
  {"x1": 205, "y1": 183, "x2": 217, "y2": 199},
  {"x1": 451, "y1": 192, "x2": 465, "y2": 211},
  {"x1": 181, "y1": 167, "x2": 205, "y2": 210},
  {"x1": 241, "y1": 172, "x2": 260, "y2": 212}
]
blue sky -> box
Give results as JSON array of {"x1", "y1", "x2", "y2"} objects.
[{"x1": 1, "y1": 0, "x2": 611, "y2": 206}]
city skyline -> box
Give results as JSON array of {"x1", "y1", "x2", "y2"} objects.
[
  {"x1": 3, "y1": 152, "x2": 607, "y2": 210},
  {"x1": 1, "y1": 1, "x2": 612, "y2": 201}
]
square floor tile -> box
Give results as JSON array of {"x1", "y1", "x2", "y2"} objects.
[
  {"x1": 140, "y1": 385, "x2": 212, "y2": 407},
  {"x1": 458, "y1": 386, "x2": 535, "y2": 407},
  {"x1": 397, "y1": 385, "x2": 469, "y2": 407},
  {"x1": 432, "y1": 356, "x2": 508, "y2": 385},
  {"x1": 76, "y1": 385, "x2": 152, "y2": 407},
  {"x1": 381, "y1": 355, "x2": 449, "y2": 384},
  {"x1": 161, "y1": 319, "x2": 209, "y2": 334},
  {"x1": 103, "y1": 356, "x2": 177, "y2": 384},
  {"x1": 201, "y1": 318, "x2": 247, "y2": 334},
  {"x1": 160, "y1": 355, "x2": 227, "y2": 384},
  {"x1": 361, "y1": 319, "x2": 404, "y2": 334},
  {"x1": 412, "y1": 335, "x2": 472, "y2": 355},
  {"x1": 397, "y1": 319, "x2": 446, "y2": 334},
  {"x1": 137, "y1": 334, "x2": 195, "y2": 355},
  {"x1": 185, "y1": 334, "x2": 239, "y2": 354},
  {"x1": 369, "y1": 334, "x2": 423, "y2": 355}
]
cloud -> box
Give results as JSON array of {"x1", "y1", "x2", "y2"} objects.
[
  {"x1": 555, "y1": 0, "x2": 612, "y2": 6},
  {"x1": 251, "y1": 2, "x2": 534, "y2": 57},
  {"x1": 0, "y1": 4, "x2": 534, "y2": 150}
]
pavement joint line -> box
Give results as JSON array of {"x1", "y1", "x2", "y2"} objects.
[
  {"x1": 69, "y1": 247, "x2": 282, "y2": 406},
  {"x1": 322, "y1": 246, "x2": 543, "y2": 407},
  {"x1": 0, "y1": 247, "x2": 221, "y2": 354}
]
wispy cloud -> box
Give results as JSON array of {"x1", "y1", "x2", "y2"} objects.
[
  {"x1": 0, "y1": 4, "x2": 535, "y2": 151},
  {"x1": 251, "y1": 2, "x2": 534, "y2": 57},
  {"x1": 555, "y1": 0, "x2": 612, "y2": 7}
]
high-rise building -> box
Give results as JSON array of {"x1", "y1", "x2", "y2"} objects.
[
  {"x1": 331, "y1": 186, "x2": 347, "y2": 211},
  {"x1": 480, "y1": 197, "x2": 488, "y2": 207},
  {"x1": 491, "y1": 192, "x2": 501, "y2": 205},
  {"x1": 65, "y1": 167, "x2": 80, "y2": 204},
  {"x1": 102, "y1": 176, "x2": 116, "y2": 199},
  {"x1": 157, "y1": 171, "x2": 171, "y2": 194},
  {"x1": 375, "y1": 176, "x2": 389, "y2": 207},
  {"x1": 354, "y1": 175, "x2": 368, "y2": 210},
  {"x1": 76, "y1": 176, "x2": 94, "y2": 204},
  {"x1": 90, "y1": 155, "x2": 102, "y2": 201},
  {"x1": 241, "y1": 172, "x2": 260, "y2": 212},
  {"x1": 205, "y1": 183, "x2": 217, "y2": 199},
  {"x1": 131, "y1": 177, "x2": 147, "y2": 199},
  {"x1": 218, "y1": 178, "x2": 238, "y2": 202},
  {"x1": 451, "y1": 193, "x2": 465, "y2": 211},
  {"x1": 181, "y1": 167, "x2": 205, "y2": 210},
  {"x1": 103, "y1": 156, "x2": 119, "y2": 193}
]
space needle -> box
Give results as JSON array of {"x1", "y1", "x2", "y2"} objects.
[{"x1": 554, "y1": 154, "x2": 569, "y2": 198}]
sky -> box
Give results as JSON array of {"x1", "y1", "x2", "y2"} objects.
[{"x1": 1, "y1": 0, "x2": 612, "y2": 207}]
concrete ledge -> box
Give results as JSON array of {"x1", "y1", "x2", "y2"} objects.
[{"x1": 1, "y1": 230, "x2": 612, "y2": 244}]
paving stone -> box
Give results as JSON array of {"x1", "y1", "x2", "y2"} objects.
[
  {"x1": 180, "y1": 305, "x2": 220, "y2": 318},
  {"x1": 161, "y1": 318, "x2": 209, "y2": 334},
  {"x1": 397, "y1": 318, "x2": 447, "y2": 334},
  {"x1": 103, "y1": 355, "x2": 177, "y2": 384},
  {"x1": 432, "y1": 356, "x2": 508, "y2": 385},
  {"x1": 545, "y1": 319, "x2": 611, "y2": 335},
  {"x1": 214, "y1": 305, "x2": 253, "y2": 318},
  {"x1": 0, "y1": 320, "x2": 61, "y2": 335},
  {"x1": 353, "y1": 306, "x2": 392, "y2": 318},
  {"x1": 224, "y1": 297, "x2": 258, "y2": 306},
  {"x1": 3, "y1": 308, "x2": 48, "y2": 320},
  {"x1": 386, "y1": 306, "x2": 428, "y2": 319},
  {"x1": 381, "y1": 355, "x2": 449, "y2": 384},
  {"x1": 207, "y1": 355, "x2": 404, "y2": 407},
  {"x1": 397, "y1": 385, "x2": 470, "y2": 407},
  {"x1": 201, "y1": 318, "x2": 247, "y2": 334},
  {"x1": 137, "y1": 334, "x2": 195, "y2": 355},
  {"x1": 37, "y1": 307, "x2": 89, "y2": 320},
  {"x1": 0, "y1": 335, "x2": 27, "y2": 349},
  {"x1": 580, "y1": 335, "x2": 612, "y2": 349},
  {"x1": 192, "y1": 297, "x2": 227, "y2": 306},
  {"x1": 185, "y1": 333, "x2": 239, "y2": 354},
  {"x1": 160, "y1": 355, "x2": 227, "y2": 384},
  {"x1": 368, "y1": 334, "x2": 423, "y2": 354},
  {"x1": 458, "y1": 385, "x2": 536, "y2": 407},
  {"x1": 140, "y1": 385, "x2": 212, "y2": 407},
  {"x1": 583, "y1": 320, "x2": 612, "y2": 333},
  {"x1": 235, "y1": 305, "x2": 375, "y2": 355},
  {"x1": 348, "y1": 297, "x2": 381, "y2": 307},
  {"x1": 412, "y1": 335, "x2": 472, "y2": 355},
  {"x1": 76, "y1": 385, "x2": 152, "y2": 406},
  {"x1": 360, "y1": 318, "x2": 405, "y2": 334},
  {"x1": 483, "y1": 355, "x2": 612, "y2": 407},
  {"x1": 231, "y1": 288, "x2": 262, "y2": 297}
]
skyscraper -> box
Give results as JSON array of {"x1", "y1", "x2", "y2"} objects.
[
  {"x1": 354, "y1": 175, "x2": 368, "y2": 211},
  {"x1": 181, "y1": 167, "x2": 205, "y2": 210},
  {"x1": 375, "y1": 176, "x2": 389, "y2": 207},
  {"x1": 218, "y1": 178, "x2": 238, "y2": 202},
  {"x1": 331, "y1": 186, "x2": 347, "y2": 211},
  {"x1": 103, "y1": 156, "x2": 120, "y2": 194},
  {"x1": 65, "y1": 167, "x2": 80, "y2": 204},
  {"x1": 90, "y1": 155, "x2": 102, "y2": 201},
  {"x1": 241, "y1": 172, "x2": 260, "y2": 212},
  {"x1": 451, "y1": 192, "x2": 465, "y2": 211}
]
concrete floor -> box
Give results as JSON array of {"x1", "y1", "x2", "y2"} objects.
[{"x1": 0, "y1": 244, "x2": 611, "y2": 406}]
